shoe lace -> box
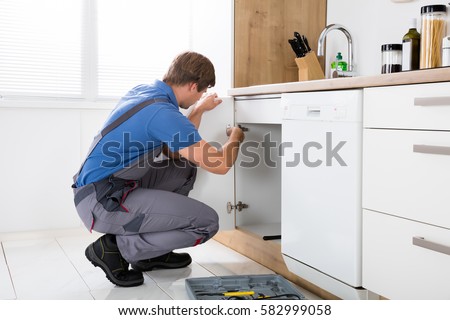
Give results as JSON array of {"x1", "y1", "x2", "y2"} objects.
[
  {"x1": 119, "y1": 256, "x2": 130, "y2": 271},
  {"x1": 112, "y1": 257, "x2": 132, "y2": 279}
]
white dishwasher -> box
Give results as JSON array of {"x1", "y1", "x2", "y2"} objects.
[{"x1": 280, "y1": 90, "x2": 366, "y2": 299}]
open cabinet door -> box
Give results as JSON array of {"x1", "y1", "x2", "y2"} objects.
[{"x1": 187, "y1": 97, "x2": 235, "y2": 230}]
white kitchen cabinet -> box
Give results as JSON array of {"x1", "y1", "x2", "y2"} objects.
[
  {"x1": 363, "y1": 129, "x2": 450, "y2": 228},
  {"x1": 235, "y1": 94, "x2": 283, "y2": 124},
  {"x1": 364, "y1": 82, "x2": 450, "y2": 130},
  {"x1": 363, "y1": 209, "x2": 450, "y2": 299},
  {"x1": 363, "y1": 82, "x2": 450, "y2": 299}
]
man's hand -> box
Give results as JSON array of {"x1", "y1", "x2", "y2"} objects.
[
  {"x1": 188, "y1": 92, "x2": 222, "y2": 129},
  {"x1": 195, "y1": 92, "x2": 222, "y2": 113},
  {"x1": 226, "y1": 125, "x2": 245, "y2": 143}
]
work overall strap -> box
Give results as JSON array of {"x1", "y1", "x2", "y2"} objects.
[{"x1": 72, "y1": 98, "x2": 169, "y2": 184}]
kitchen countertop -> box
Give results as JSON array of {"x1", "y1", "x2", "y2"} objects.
[{"x1": 228, "y1": 67, "x2": 450, "y2": 96}]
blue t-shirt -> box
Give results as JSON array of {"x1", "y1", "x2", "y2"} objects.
[{"x1": 76, "y1": 80, "x2": 202, "y2": 187}]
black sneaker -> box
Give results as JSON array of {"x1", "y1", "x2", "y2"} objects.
[
  {"x1": 85, "y1": 234, "x2": 144, "y2": 287},
  {"x1": 131, "y1": 252, "x2": 192, "y2": 272}
]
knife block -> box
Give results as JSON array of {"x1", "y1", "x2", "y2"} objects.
[{"x1": 295, "y1": 51, "x2": 325, "y2": 81}]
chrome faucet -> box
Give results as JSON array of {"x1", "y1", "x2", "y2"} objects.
[{"x1": 317, "y1": 24, "x2": 354, "y2": 72}]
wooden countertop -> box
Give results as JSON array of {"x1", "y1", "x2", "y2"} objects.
[{"x1": 228, "y1": 67, "x2": 450, "y2": 97}]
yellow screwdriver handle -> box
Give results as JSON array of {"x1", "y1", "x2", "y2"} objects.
[{"x1": 223, "y1": 291, "x2": 255, "y2": 297}]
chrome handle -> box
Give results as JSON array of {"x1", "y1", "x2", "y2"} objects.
[
  {"x1": 413, "y1": 144, "x2": 450, "y2": 156},
  {"x1": 414, "y1": 96, "x2": 450, "y2": 107},
  {"x1": 307, "y1": 107, "x2": 321, "y2": 117},
  {"x1": 413, "y1": 236, "x2": 450, "y2": 256}
]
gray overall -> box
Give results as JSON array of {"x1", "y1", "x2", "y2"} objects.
[{"x1": 72, "y1": 99, "x2": 219, "y2": 263}]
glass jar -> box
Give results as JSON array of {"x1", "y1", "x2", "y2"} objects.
[
  {"x1": 381, "y1": 44, "x2": 402, "y2": 74},
  {"x1": 443, "y1": 36, "x2": 450, "y2": 67},
  {"x1": 420, "y1": 5, "x2": 447, "y2": 69}
]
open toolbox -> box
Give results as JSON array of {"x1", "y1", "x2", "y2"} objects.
[{"x1": 185, "y1": 274, "x2": 306, "y2": 300}]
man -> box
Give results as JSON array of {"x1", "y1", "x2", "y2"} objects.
[{"x1": 72, "y1": 51, "x2": 244, "y2": 287}]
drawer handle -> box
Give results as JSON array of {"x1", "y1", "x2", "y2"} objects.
[
  {"x1": 413, "y1": 236, "x2": 450, "y2": 256},
  {"x1": 413, "y1": 144, "x2": 450, "y2": 156},
  {"x1": 414, "y1": 96, "x2": 450, "y2": 107}
]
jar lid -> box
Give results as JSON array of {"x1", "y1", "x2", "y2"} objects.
[
  {"x1": 381, "y1": 44, "x2": 402, "y2": 51},
  {"x1": 421, "y1": 5, "x2": 447, "y2": 14}
]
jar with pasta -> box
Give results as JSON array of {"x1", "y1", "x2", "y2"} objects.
[{"x1": 420, "y1": 5, "x2": 447, "y2": 69}]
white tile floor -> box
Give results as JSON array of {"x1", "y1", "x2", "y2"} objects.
[{"x1": 0, "y1": 228, "x2": 318, "y2": 300}]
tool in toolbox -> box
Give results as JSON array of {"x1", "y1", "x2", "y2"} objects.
[{"x1": 185, "y1": 274, "x2": 306, "y2": 300}]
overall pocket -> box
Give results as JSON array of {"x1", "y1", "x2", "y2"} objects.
[{"x1": 94, "y1": 176, "x2": 139, "y2": 212}]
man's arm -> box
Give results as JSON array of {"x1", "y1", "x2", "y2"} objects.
[
  {"x1": 178, "y1": 126, "x2": 244, "y2": 175},
  {"x1": 188, "y1": 93, "x2": 222, "y2": 129}
]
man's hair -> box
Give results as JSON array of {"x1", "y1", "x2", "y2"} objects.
[{"x1": 163, "y1": 51, "x2": 215, "y2": 92}]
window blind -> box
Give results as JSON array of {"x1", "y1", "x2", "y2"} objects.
[
  {"x1": 0, "y1": 0, "x2": 194, "y2": 100},
  {"x1": 0, "y1": 0, "x2": 83, "y2": 98}
]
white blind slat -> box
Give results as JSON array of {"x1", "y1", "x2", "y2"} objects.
[
  {"x1": 0, "y1": 0, "x2": 195, "y2": 100},
  {"x1": 0, "y1": 0, "x2": 83, "y2": 98}
]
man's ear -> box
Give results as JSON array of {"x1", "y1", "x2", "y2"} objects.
[{"x1": 189, "y1": 82, "x2": 198, "y2": 92}]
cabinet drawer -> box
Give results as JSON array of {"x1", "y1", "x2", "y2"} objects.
[
  {"x1": 364, "y1": 82, "x2": 450, "y2": 130},
  {"x1": 363, "y1": 210, "x2": 450, "y2": 299},
  {"x1": 363, "y1": 129, "x2": 450, "y2": 228},
  {"x1": 235, "y1": 96, "x2": 282, "y2": 124}
]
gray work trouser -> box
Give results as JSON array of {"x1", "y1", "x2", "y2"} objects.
[{"x1": 73, "y1": 158, "x2": 219, "y2": 263}]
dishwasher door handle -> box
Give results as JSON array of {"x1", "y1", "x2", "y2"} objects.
[{"x1": 307, "y1": 107, "x2": 321, "y2": 117}]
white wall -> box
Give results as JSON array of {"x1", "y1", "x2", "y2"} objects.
[
  {"x1": 192, "y1": 0, "x2": 234, "y2": 96},
  {"x1": 326, "y1": 0, "x2": 449, "y2": 76}
]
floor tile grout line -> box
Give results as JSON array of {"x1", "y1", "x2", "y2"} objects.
[
  {"x1": 55, "y1": 237, "x2": 96, "y2": 300},
  {"x1": 193, "y1": 262, "x2": 220, "y2": 277},
  {"x1": 145, "y1": 261, "x2": 216, "y2": 300},
  {"x1": 1, "y1": 241, "x2": 18, "y2": 300},
  {"x1": 154, "y1": 282, "x2": 175, "y2": 300}
]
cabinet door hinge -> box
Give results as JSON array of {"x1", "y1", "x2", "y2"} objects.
[{"x1": 226, "y1": 201, "x2": 249, "y2": 213}]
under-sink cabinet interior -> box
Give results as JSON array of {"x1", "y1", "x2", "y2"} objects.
[{"x1": 189, "y1": 95, "x2": 283, "y2": 238}]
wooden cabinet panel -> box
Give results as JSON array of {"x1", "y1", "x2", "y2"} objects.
[{"x1": 234, "y1": 0, "x2": 326, "y2": 87}]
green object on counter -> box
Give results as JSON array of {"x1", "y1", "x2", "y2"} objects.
[{"x1": 331, "y1": 52, "x2": 348, "y2": 73}]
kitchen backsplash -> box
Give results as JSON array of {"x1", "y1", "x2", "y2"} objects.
[{"x1": 326, "y1": 0, "x2": 449, "y2": 76}]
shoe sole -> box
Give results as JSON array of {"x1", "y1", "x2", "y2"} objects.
[
  {"x1": 132, "y1": 256, "x2": 193, "y2": 272},
  {"x1": 85, "y1": 244, "x2": 144, "y2": 287}
]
